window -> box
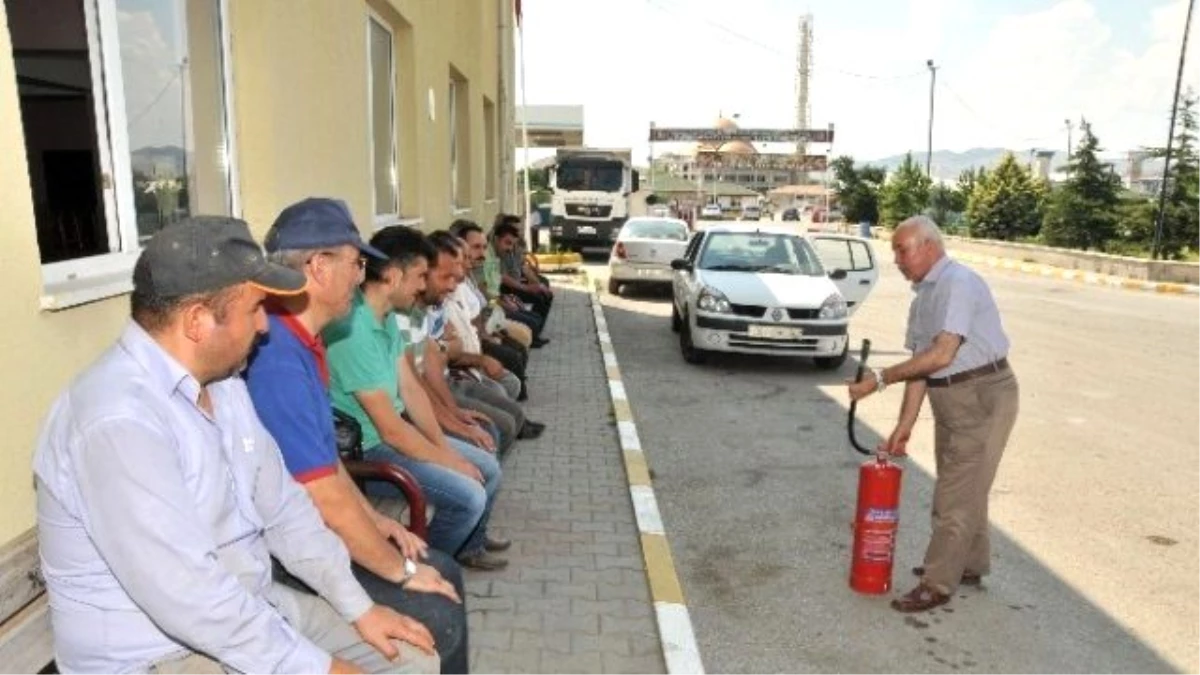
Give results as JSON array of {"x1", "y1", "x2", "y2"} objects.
[
  {"x1": 811, "y1": 237, "x2": 875, "y2": 272},
  {"x1": 448, "y1": 71, "x2": 469, "y2": 208},
  {"x1": 367, "y1": 15, "x2": 398, "y2": 224},
  {"x1": 698, "y1": 232, "x2": 824, "y2": 276},
  {"x1": 483, "y1": 96, "x2": 496, "y2": 200},
  {"x1": 11, "y1": 0, "x2": 236, "y2": 307},
  {"x1": 623, "y1": 219, "x2": 688, "y2": 241}
]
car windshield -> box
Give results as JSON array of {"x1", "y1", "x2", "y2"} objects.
[
  {"x1": 697, "y1": 232, "x2": 824, "y2": 276},
  {"x1": 623, "y1": 219, "x2": 688, "y2": 241}
]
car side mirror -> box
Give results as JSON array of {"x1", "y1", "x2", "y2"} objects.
[
  {"x1": 828, "y1": 268, "x2": 848, "y2": 280},
  {"x1": 671, "y1": 258, "x2": 693, "y2": 272}
]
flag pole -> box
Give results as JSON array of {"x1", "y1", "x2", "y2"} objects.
[{"x1": 517, "y1": 8, "x2": 534, "y2": 247}]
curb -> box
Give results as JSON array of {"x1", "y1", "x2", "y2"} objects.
[
  {"x1": 589, "y1": 291, "x2": 705, "y2": 675},
  {"x1": 952, "y1": 252, "x2": 1200, "y2": 295}
]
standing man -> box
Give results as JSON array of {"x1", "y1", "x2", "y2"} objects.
[
  {"x1": 847, "y1": 215, "x2": 1019, "y2": 613},
  {"x1": 245, "y1": 199, "x2": 469, "y2": 674},
  {"x1": 33, "y1": 216, "x2": 438, "y2": 673}
]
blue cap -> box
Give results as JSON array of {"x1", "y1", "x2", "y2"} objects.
[{"x1": 264, "y1": 197, "x2": 388, "y2": 260}]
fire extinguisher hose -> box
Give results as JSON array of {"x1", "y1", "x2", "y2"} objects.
[{"x1": 848, "y1": 338, "x2": 873, "y2": 455}]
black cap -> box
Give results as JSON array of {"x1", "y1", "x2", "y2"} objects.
[
  {"x1": 133, "y1": 216, "x2": 307, "y2": 297},
  {"x1": 264, "y1": 197, "x2": 388, "y2": 260}
]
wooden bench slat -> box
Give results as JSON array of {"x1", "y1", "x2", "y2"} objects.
[
  {"x1": 0, "y1": 530, "x2": 42, "y2": 624},
  {"x1": 0, "y1": 594, "x2": 53, "y2": 674}
]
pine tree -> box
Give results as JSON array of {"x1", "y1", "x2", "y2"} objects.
[
  {"x1": 965, "y1": 153, "x2": 1042, "y2": 240},
  {"x1": 878, "y1": 153, "x2": 932, "y2": 227},
  {"x1": 1151, "y1": 88, "x2": 1200, "y2": 259},
  {"x1": 1042, "y1": 120, "x2": 1122, "y2": 250}
]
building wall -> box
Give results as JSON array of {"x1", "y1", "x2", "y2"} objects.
[{"x1": 0, "y1": 0, "x2": 512, "y2": 547}]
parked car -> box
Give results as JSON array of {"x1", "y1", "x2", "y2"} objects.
[
  {"x1": 742, "y1": 205, "x2": 761, "y2": 220},
  {"x1": 669, "y1": 223, "x2": 878, "y2": 367},
  {"x1": 608, "y1": 217, "x2": 691, "y2": 296},
  {"x1": 700, "y1": 203, "x2": 723, "y2": 219},
  {"x1": 781, "y1": 207, "x2": 800, "y2": 221}
]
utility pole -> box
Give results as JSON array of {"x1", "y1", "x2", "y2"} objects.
[
  {"x1": 1065, "y1": 118, "x2": 1073, "y2": 160},
  {"x1": 1152, "y1": 0, "x2": 1195, "y2": 259},
  {"x1": 925, "y1": 59, "x2": 937, "y2": 178}
]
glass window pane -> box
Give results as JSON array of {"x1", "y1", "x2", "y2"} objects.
[
  {"x1": 369, "y1": 18, "x2": 396, "y2": 216},
  {"x1": 115, "y1": 0, "x2": 232, "y2": 242}
]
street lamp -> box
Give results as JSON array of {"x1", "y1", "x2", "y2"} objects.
[
  {"x1": 925, "y1": 59, "x2": 937, "y2": 178},
  {"x1": 1152, "y1": 0, "x2": 1190, "y2": 258}
]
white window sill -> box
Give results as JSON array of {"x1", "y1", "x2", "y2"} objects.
[
  {"x1": 452, "y1": 206, "x2": 472, "y2": 216},
  {"x1": 41, "y1": 269, "x2": 134, "y2": 311},
  {"x1": 398, "y1": 216, "x2": 424, "y2": 228},
  {"x1": 484, "y1": 198, "x2": 497, "y2": 204}
]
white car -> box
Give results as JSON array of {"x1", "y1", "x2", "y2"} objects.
[
  {"x1": 608, "y1": 217, "x2": 691, "y2": 295},
  {"x1": 701, "y1": 203, "x2": 723, "y2": 219},
  {"x1": 670, "y1": 223, "x2": 878, "y2": 368}
]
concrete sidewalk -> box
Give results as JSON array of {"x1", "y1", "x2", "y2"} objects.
[{"x1": 465, "y1": 284, "x2": 666, "y2": 674}]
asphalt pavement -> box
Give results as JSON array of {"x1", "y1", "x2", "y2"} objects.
[{"x1": 591, "y1": 249, "x2": 1199, "y2": 673}]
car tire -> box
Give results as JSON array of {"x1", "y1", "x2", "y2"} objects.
[
  {"x1": 608, "y1": 278, "x2": 621, "y2": 296},
  {"x1": 679, "y1": 314, "x2": 706, "y2": 364},
  {"x1": 671, "y1": 303, "x2": 682, "y2": 333},
  {"x1": 814, "y1": 342, "x2": 850, "y2": 370}
]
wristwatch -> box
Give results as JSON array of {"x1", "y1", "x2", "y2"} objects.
[
  {"x1": 872, "y1": 368, "x2": 887, "y2": 393},
  {"x1": 399, "y1": 557, "x2": 417, "y2": 587}
]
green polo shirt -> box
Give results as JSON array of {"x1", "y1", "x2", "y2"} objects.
[
  {"x1": 323, "y1": 289, "x2": 407, "y2": 450},
  {"x1": 481, "y1": 246, "x2": 503, "y2": 300}
]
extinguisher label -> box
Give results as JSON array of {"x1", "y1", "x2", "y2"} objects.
[
  {"x1": 864, "y1": 508, "x2": 898, "y2": 523},
  {"x1": 861, "y1": 530, "x2": 895, "y2": 562}
]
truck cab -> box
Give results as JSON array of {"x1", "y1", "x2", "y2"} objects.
[{"x1": 548, "y1": 149, "x2": 639, "y2": 252}]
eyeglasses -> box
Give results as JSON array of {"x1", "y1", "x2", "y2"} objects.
[{"x1": 310, "y1": 250, "x2": 368, "y2": 270}]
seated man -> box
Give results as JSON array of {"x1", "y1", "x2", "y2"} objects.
[
  {"x1": 494, "y1": 213, "x2": 553, "y2": 322},
  {"x1": 245, "y1": 198, "x2": 469, "y2": 674},
  {"x1": 323, "y1": 229, "x2": 509, "y2": 571},
  {"x1": 33, "y1": 216, "x2": 438, "y2": 674}
]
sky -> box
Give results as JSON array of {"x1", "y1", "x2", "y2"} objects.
[{"x1": 515, "y1": 0, "x2": 1200, "y2": 165}]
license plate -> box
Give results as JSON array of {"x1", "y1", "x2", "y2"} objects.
[
  {"x1": 637, "y1": 268, "x2": 667, "y2": 277},
  {"x1": 748, "y1": 324, "x2": 803, "y2": 340},
  {"x1": 578, "y1": 226, "x2": 596, "y2": 235}
]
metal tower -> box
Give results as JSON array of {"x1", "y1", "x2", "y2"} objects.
[{"x1": 794, "y1": 13, "x2": 813, "y2": 156}]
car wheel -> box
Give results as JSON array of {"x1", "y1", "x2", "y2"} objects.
[
  {"x1": 671, "y1": 302, "x2": 682, "y2": 333},
  {"x1": 679, "y1": 314, "x2": 706, "y2": 364},
  {"x1": 608, "y1": 278, "x2": 621, "y2": 296},
  {"x1": 814, "y1": 342, "x2": 850, "y2": 370}
]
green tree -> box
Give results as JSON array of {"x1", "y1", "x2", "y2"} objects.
[
  {"x1": 878, "y1": 153, "x2": 932, "y2": 227},
  {"x1": 927, "y1": 183, "x2": 965, "y2": 230},
  {"x1": 830, "y1": 156, "x2": 885, "y2": 224},
  {"x1": 1149, "y1": 88, "x2": 1199, "y2": 259},
  {"x1": 1042, "y1": 121, "x2": 1122, "y2": 250},
  {"x1": 965, "y1": 153, "x2": 1042, "y2": 240}
]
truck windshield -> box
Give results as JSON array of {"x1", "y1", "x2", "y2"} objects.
[{"x1": 556, "y1": 162, "x2": 624, "y2": 192}]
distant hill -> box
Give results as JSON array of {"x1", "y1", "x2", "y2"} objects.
[
  {"x1": 864, "y1": 147, "x2": 1164, "y2": 183},
  {"x1": 131, "y1": 145, "x2": 187, "y2": 178}
]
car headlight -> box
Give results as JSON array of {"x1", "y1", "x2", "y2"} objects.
[
  {"x1": 697, "y1": 286, "x2": 732, "y2": 314},
  {"x1": 819, "y1": 293, "x2": 848, "y2": 319}
]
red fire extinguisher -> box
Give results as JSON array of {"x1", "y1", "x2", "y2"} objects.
[{"x1": 846, "y1": 339, "x2": 904, "y2": 595}]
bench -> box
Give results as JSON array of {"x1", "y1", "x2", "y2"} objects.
[{"x1": 0, "y1": 528, "x2": 54, "y2": 674}]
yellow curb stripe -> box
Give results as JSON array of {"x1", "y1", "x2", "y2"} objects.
[
  {"x1": 953, "y1": 250, "x2": 1198, "y2": 296},
  {"x1": 625, "y1": 451, "x2": 652, "y2": 486},
  {"x1": 613, "y1": 399, "x2": 634, "y2": 422},
  {"x1": 607, "y1": 365, "x2": 622, "y2": 380},
  {"x1": 641, "y1": 533, "x2": 686, "y2": 605}
]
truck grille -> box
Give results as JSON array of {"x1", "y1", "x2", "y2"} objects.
[{"x1": 565, "y1": 203, "x2": 613, "y2": 218}]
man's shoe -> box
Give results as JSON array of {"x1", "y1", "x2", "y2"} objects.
[
  {"x1": 456, "y1": 550, "x2": 509, "y2": 571},
  {"x1": 912, "y1": 566, "x2": 983, "y2": 586},
  {"x1": 517, "y1": 421, "x2": 545, "y2": 440},
  {"x1": 484, "y1": 536, "x2": 512, "y2": 552},
  {"x1": 891, "y1": 583, "x2": 950, "y2": 613},
  {"x1": 531, "y1": 337, "x2": 550, "y2": 348}
]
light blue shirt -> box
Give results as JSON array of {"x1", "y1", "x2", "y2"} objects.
[
  {"x1": 906, "y1": 255, "x2": 1010, "y2": 379},
  {"x1": 33, "y1": 322, "x2": 373, "y2": 673}
]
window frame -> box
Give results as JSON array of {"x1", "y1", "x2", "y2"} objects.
[
  {"x1": 38, "y1": 0, "x2": 239, "y2": 310},
  {"x1": 366, "y1": 11, "x2": 400, "y2": 228}
]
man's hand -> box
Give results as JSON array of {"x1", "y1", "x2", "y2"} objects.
[
  {"x1": 481, "y1": 356, "x2": 506, "y2": 380},
  {"x1": 846, "y1": 371, "x2": 878, "y2": 402},
  {"x1": 445, "y1": 454, "x2": 484, "y2": 483},
  {"x1": 374, "y1": 514, "x2": 428, "y2": 561},
  {"x1": 404, "y1": 563, "x2": 462, "y2": 603},
  {"x1": 459, "y1": 409, "x2": 491, "y2": 426},
  {"x1": 878, "y1": 424, "x2": 912, "y2": 458},
  {"x1": 463, "y1": 423, "x2": 496, "y2": 452},
  {"x1": 329, "y1": 656, "x2": 364, "y2": 674},
  {"x1": 353, "y1": 605, "x2": 436, "y2": 661}
]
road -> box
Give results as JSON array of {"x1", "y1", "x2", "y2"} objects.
[{"x1": 587, "y1": 249, "x2": 1199, "y2": 673}]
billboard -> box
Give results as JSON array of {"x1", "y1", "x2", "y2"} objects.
[
  {"x1": 692, "y1": 153, "x2": 828, "y2": 171},
  {"x1": 649, "y1": 127, "x2": 834, "y2": 144}
]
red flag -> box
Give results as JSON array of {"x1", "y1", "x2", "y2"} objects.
[{"x1": 514, "y1": 0, "x2": 522, "y2": 28}]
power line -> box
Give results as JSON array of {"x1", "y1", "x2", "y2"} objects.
[
  {"x1": 938, "y1": 76, "x2": 1059, "y2": 146},
  {"x1": 127, "y1": 66, "x2": 183, "y2": 128}
]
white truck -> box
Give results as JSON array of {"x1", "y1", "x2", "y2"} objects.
[{"x1": 547, "y1": 148, "x2": 639, "y2": 251}]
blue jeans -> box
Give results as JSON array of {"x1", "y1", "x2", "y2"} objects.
[{"x1": 364, "y1": 438, "x2": 501, "y2": 558}]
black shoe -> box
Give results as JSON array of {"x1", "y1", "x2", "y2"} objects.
[
  {"x1": 912, "y1": 566, "x2": 983, "y2": 586},
  {"x1": 531, "y1": 337, "x2": 550, "y2": 348},
  {"x1": 517, "y1": 421, "x2": 545, "y2": 440},
  {"x1": 484, "y1": 536, "x2": 512, "y2": 552},
  {"x1": 517, "y1": 385, "x2": 529, "y2": 402},
  {"x1": 456, "y1": 550, "x2": 509, "y2": 571}
]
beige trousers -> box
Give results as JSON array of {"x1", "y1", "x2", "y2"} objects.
[
  {"x1": 147, "y1": 582, "x2": 439, "y2": 674},
  {"x1": 921, "y1": 369, "x2": 1020, "y2": 594}
]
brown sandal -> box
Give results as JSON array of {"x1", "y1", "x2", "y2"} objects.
[
  {"x1": 891, "y1": 583, "x2": 950, "y2": 613},
  {"x1": 912, "y1": 566, "x2": 983, "y2": 586}
]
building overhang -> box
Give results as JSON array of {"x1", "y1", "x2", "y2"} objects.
[{"x1": 516, "y1": 105, "x2": 584, "y2": 148}]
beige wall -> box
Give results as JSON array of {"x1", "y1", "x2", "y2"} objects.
[{"x1": 0, "y1": 0, "x2": 512, "y2": 547}]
